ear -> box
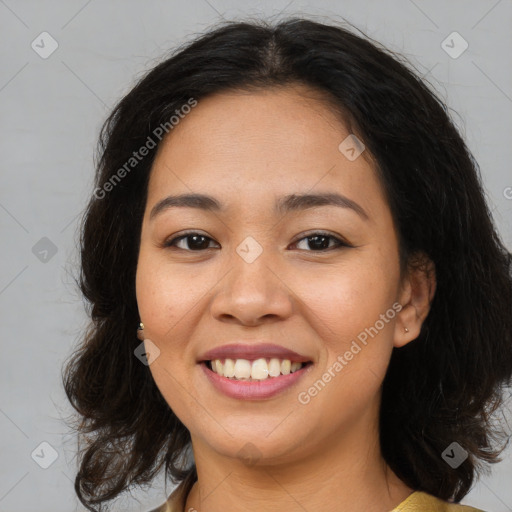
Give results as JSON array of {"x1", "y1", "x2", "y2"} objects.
[{"x1": 393, "y1": 252, "x2": 436, "y2": 348}]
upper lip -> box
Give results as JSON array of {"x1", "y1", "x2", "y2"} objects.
[{"x1": 198, "y1": 343, "x2": 312, "y2": 363}]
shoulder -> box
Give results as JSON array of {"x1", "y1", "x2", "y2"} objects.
[
  {"x1": 147, "y1": 505, "x2": 168, "y2": 512},
  {"x1": 391, "y1": 491, "x2": 488, "y2": 512},
  {"x1": 146, "y1": 488, "x2": 180, "y2": 512},
  {"x1": 147, "y1": 468, "x2": 197, "y2": 512}
]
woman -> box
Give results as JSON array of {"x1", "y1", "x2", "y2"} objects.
[{"x1": 62, "y1": 17, "x2": 512, "y2": 512}]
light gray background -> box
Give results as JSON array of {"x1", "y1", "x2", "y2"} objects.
[{"x1": 1, "y1": 1, "x2": 511, "y2": 511}]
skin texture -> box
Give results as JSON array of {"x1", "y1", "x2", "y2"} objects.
[{"x1": 135, "y1": 85, "x2": 436, "y2": 512}]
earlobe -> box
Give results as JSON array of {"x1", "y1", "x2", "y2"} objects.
[
  {"x1": 137, "y1": 322, "x2": 145, "y2": 341},
  {"x1": 393, "y1": 252, "x2": 436, "y2": 348}
]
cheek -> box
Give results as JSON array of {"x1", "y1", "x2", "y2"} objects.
[
  {"x1": 294, "y1": 263, "x2": 397, "y2": 429},
  {"x1": 135, "y1": 253, "x2": 200, "y2": 422},
  {"x1": 135, "y1": 251, "x2": 210, "y2": 341},
  {"x1": 291, "y1": 258, "x2": 398, "y2": 346}
]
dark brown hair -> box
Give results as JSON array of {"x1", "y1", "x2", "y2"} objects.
[{"x1": 62, "y1": 17, "x2": 512, "y2": 511}]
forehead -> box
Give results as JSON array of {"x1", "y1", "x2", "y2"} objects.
[
  {"x1": 155, "y1": 85, "x2": 352, "y2": 160},
  {"x1": 146, "y1": 86, "x2": 386, "y2": 220}
]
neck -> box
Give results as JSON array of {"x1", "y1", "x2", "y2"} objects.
[{"x1": 184, "y1": 410, "x2": 413, "y2": 512}]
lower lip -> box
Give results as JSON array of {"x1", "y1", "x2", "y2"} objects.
[{"x1": 200, "y1": 362, "x2": 312, "y2": 400}]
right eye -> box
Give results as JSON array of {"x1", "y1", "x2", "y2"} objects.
[{"x1": 163, "y1": 232, "x2": 220, "y2": 251}]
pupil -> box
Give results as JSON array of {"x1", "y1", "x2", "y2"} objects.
[
  {"x1": 189, "y1": 235, "x2": 209, "y2": 250},
  {"x1": 309, "y1": 235, "x2": 329, "y2": 250}
]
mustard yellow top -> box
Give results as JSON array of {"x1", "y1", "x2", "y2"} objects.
[{"x1": 149, "y1": 472, "x2": 487, "y2": 512}]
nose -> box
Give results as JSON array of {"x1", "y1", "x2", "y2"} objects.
[{"x1": 210, "y1": 247, "x2": 294, "y2": 327}]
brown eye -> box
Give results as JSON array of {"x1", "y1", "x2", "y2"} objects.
[
  {"x1": 164, "y1": 233, "x2": 218, "y2": 251},
  {"x1": 292, "y1": 232, "x2": 349, "y2": 252}
]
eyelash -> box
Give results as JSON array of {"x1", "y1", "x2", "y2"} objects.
[{"x1": 162, "y1": 230, "x2": 351, "y2": 253}]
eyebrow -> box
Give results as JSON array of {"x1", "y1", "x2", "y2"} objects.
[{"x1": 149, "y1": 192, "x2": 369, "y2": 221}]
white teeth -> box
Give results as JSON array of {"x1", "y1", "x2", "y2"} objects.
[
  {"x1": 268, "y1": 358, "x2": 281, "y2": 377},
  {"x1": 234, "y1": 359, "x2": 251, "y2": 379},
  {"x1": 213, "y1": 360, "x2": 223, "y2": 374},
  {"x1": 290, "y1": 362, "x2": 302, "y2": 373},
  {"x1": 223, "y1": 358, "x2": 235, "y2": 378},
  {"x1": 251, "y1": 358, "x2": 269, "y2": 380},
  {"x1": 210, "y1": 358, "x2": 306, "y2": 380}
]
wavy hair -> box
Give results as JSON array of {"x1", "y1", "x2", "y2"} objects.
[{"x1": 62, "y1": 17, "x2": 512, "y2": 511}]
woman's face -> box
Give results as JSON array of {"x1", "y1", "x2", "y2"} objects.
[{"x1": 136, "y1": 85, "x2": 414, "y2": 466}]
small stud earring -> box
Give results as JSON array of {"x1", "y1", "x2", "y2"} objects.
[
  {"x1": 404, "y1": 327, "x2": 409, "y2": 333},
  {"x1": 137, "y1": 322, "x2": 144, "y2": 341}
]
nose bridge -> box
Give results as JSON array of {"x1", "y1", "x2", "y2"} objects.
[
  {"x1": 234, "y1": 235, "x2": 274, "y2": 291},
  {"x1": 210, "y1": 234, "x2": 293, "y2": 323}
]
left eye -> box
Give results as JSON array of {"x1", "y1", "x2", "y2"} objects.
[
  {"x1": 292, "y1": 232, "x2": 347, "y2": 251},
  {"x1": 163, "y1": 231, "x2": 348, "y2": 252}
]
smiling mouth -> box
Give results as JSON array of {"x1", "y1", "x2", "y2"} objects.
[{"x1": 203, "y1": 358, "x2": 313, "y2": 381}]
